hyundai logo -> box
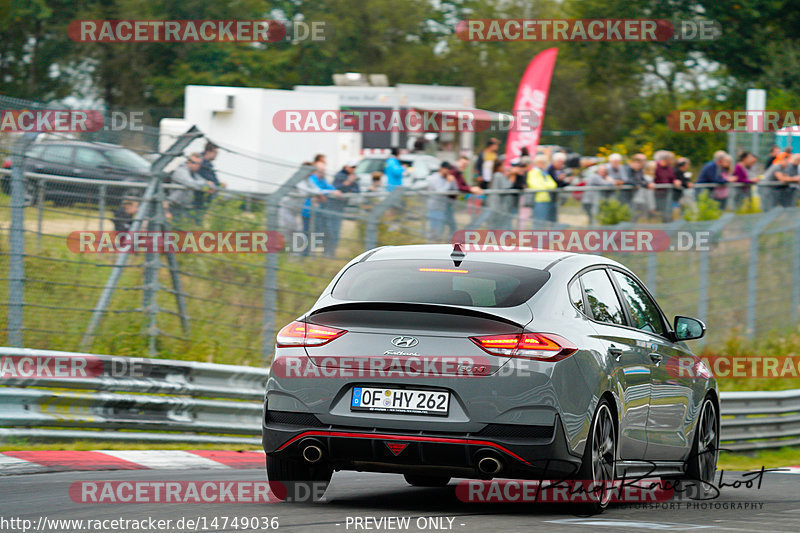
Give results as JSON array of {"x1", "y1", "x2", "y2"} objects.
[{"x1": 391, "y1": 336, "x2": 419, "y2": 348}]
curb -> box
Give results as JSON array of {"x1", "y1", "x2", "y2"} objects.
[{"x1": 0, "y1": 450, "x2": 265, "y2": 476}]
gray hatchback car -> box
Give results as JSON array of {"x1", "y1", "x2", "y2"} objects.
[{"x1": 263, "y1": 244, "x2": 719, "y2": 511}]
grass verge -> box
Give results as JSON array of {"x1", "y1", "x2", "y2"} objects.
[{"x1": 718, "y1": 447, "x2": 800, "y2": 471}]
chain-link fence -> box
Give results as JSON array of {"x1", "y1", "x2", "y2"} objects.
[{"x1": 2, "y1": 97, "x2": 800, "y2": 366}]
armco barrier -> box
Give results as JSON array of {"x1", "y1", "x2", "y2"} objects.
[
  {"x1": 0, "y1": 347, "x2": 266, "y2": 445},
  {"x1": 0, "y1": 348, "x2": 796, "y2": 452},
  {"x1": 720, "y1": 389, "x2": 800, "y2": 452}
]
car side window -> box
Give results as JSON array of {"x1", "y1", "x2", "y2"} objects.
[
  {"x1": 74, "y1": 148, "x2": 107, "y2": 168},
  {"x1": 611, "y1": 270, "x2": 665, "y2": 336},
  {"x1": 580, "y1": 269, "x2": 626, "y2": 326},
  {"x1": 42, "y1": 145, "x2": 73, "y2": 165},
  {"x1": 568, "y1": 279, "x2": 584, "y2": 313},
  {"x1": 25, "y1": 145, "x2": 44, "y2": 160}
]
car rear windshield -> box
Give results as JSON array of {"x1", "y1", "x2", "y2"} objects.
[{"x1": 332, "y1": 259, "x2": 550, "y2": 308}]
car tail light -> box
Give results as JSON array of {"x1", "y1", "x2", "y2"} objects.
[
  {"x1": 276, "y1": 321, "x2": 346, "y2": 347},
  {"x1": 2, "y1": 158, "x2": 11, "y2": 169},
  {"x1": 470, "y1": 332, "x2": 577, "y2": 361}
]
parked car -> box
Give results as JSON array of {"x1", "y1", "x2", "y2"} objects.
[
  {"x1": 354, "y1": 154, "x2": 442, "y2": 191},
  {"x1": 263, "y1": 245, "x2": 718, "y2": 512},
  {"x1": 2, "y1": 140, "x2": 151, "y2": 206}
]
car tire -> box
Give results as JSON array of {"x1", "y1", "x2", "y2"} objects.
[
  {"x1": 681, "y1": 396, "x2": 719, "y2": 496},
  {"x1": 266, "y1": 455, "x2": 332, "y2": 503},
  {"x1": 576, "y1": 398, "x2": 617, "y2": 514},
  {"x1": 403, "y1": 474, "x2": 451, "y2": 487}
]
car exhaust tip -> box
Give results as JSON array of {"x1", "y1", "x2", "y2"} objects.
[
  {"x1": 476, "y1": 455, "x2": 503, "y2": 476},
  {"x1": 300, "y1": 439, "x2": 324, "y2": 464}
]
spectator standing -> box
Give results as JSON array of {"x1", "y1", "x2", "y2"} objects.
[
  {"x1": 169, "y1": 153, "x2": 213, "y2": 228},
  {"x1": 279, "y1": 162, "x2": 313, "y2": 252},
  {"x1": 697, "y1": 150, "x2": 736, "y2": 209},
  {"x1": 195, "y1": 142, "x2": 223, "y2": 211},
  {"x1": 299, "y1": 158, "x2": 342, "y2": 256},
  {"x1": 476, "y1": 138, "x2": 500, "y2": 188},
  {"x1": 326, "y1": 160, "x2": 361, "y2": 257},
  {"x1": 765, "y1": 145, "x2": 780, "y2": 169},
  {"x1": 653, "y1": 151, "x2": 677, "y2": 221},
  {"x1": 368, "y1": 171, "x2": 384, "y2": 192},
  {"x1": 624, "y1": 153, "x2": 651, "y2": 220},
  {"x1": 510, "y1": 157, "x2": 531, "y2": 228},
  {"x1": 548, "y1": 152, "x2": 570, "y2": 185},
  {"x1": 427, "y1": 162, "x2": 458, "y2": 240},
  {"x1": 732, "y1": 152, "x2": 759, "y2": 209},
  {"x1": 606, "y1": 153, "x2": 629, "y2": 203},
  {"x1": 486, "y1": 157, "x2": 516, "y2": 228},
  {"x1": 526, "y1": 154, "x2": 558, "y2": 222},
  {"x1": 672, "y1": 157, "x2": 693, "y2": 211},
  {"x1": 642, "y1": 160, "x2": 658, "y2": 218},
  {"x1": 450, "y1": 156, "x2": 480, "y2": 194},
  {"x1": 384, "y1": 148, "x2": 404, "y2": 192},
  {"x1": 452, "y1": 155, "x2": 484, "y2": 227},
  {"x1": 762, "y1": 155, "x2": 800, "y2": 209},
  {"x1": 583, "y1": 164, "x2": 615, "y2": 225},
  {"x1": 547, "y1": 151, "x2": 571, "y2": 220}
]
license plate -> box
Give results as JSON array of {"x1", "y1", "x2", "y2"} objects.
[{"x1": 351, "y1": 387, "x2": 449, "y2": 416}]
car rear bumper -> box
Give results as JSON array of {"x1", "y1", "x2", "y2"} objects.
[{"x1": 262, "y1": 409, "x2": 581, "y2": 479}]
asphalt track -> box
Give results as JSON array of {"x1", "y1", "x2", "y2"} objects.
[{"x1": 1, "y1": 469, "x2": 800, "y2": 532}]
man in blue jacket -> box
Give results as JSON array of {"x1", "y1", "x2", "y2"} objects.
[
  {"x1": 697, "y1": 150, "x2": 734, "y2": 208},
  {"x1": 299, "y1": 156, "x2": 341, "y2": 256},
  {"x1": 384, "y1": 148, "x2": 404, "y2": 192}
]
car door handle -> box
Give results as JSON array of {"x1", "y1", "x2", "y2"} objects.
[
  {"x1": 608, "y1": 345, "x2": 623, "y2": 361},
  {"x1": 649, "y1": 353, "x2": 663, "y2": 366},
  {"x1": 72, "y1": 168, "x2": 83, "y2": 173}
]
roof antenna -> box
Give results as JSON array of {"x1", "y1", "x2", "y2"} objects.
[{"x1": 451, "y1": 242, "x2": 465, "y2": 267}]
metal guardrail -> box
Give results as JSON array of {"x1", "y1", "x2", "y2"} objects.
[
  {"x1": 0, "y1": 348, "x2": 267, "y2": 445},
  {"x1": 721, "y1": 389, "x2": 800, "y2": 451},
  {"x1": 0, "y1": 347, "x2": 797, "y2": 452}
]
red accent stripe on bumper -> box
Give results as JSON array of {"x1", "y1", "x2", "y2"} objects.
[{"x1": 275, "y1": 430, "x2": 531, "y2": 465}]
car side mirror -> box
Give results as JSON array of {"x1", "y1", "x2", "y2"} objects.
[{"x1": 673, "y1": 316, "x2": 705, "y2": 341}]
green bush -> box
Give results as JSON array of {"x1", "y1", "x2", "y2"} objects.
[
  {"x1": 597, "y1": 198, "x2": 632, "y2": 225},
  {"x1": 683, "y1": 191, "x2": 721, "y2": 221},
  {"x1": 735, "y1": 196, "x2": 762, "y2": 215}
]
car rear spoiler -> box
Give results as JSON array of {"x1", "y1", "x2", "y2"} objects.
[{"x1": 307, "y1": 301, "x2": 530, "y2": 329}]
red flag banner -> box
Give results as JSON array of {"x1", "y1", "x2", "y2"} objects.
[{"x1": 504, "y1": 48, "x2": 558, "y2": 163}]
